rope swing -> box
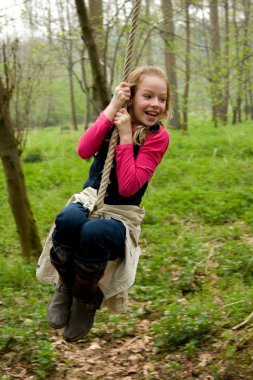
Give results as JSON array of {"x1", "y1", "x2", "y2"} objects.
[{"x1": 95, "y1": 0, "x2": 142, "y2": 210}]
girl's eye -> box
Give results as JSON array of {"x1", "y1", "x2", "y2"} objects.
[{"x1": 143, "y1": 94, "x2": 151, "y2": 99}]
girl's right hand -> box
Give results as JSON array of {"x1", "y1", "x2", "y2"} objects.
[
  {"x1": 103, "y1": 82, "x2": 131, "y2": 121},
  {"x1": 111, "y1": 82, "x2": 131, "y2": 111}
]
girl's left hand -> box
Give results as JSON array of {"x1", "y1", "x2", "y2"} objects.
[{"x1": 114, "y1": 108, "x2": 132, "y2": 144}]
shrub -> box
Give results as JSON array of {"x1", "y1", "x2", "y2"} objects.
[
  {"x1": 23, "y1": 148, "x2": 44, "y2": 163},
  {"x1": 151, "y1": 298, "x2": 219, "y2": 352}
]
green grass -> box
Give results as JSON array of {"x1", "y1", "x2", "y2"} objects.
[{"x1": 1, "y1": 119, "x2": 253, "y2": 377}]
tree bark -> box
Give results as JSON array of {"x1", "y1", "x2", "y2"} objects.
[
  {"x1": 222, "y1": 0, "x2": 230, "y2": 124},
  {"x1": 57, "y1": 1, "x2": 78, "y2": 131},
  {"x1": 74, "y1": 0, "x2": 110, "y2": 111},
  {"x1": 68, "y1": 59, "x2": 78, "y2": 131},
  {"x1": 182, "y1": 0, "x2": 191, "y2": 131},
  {"x1": 209, "y1": 0, "x2": 224, "y2": 126},
  {"x1": 145, "y1": 0, "x2": 153, "y2": 66},
  {"x1": 0, "y1": 79, "x2": 42, "y2": 259},
  {"x1": 239, "y1": 0, "x2": 251, "y2": 123},
  {"x1": 88, "y1": 0, "x2": 104, "y2": 62},
  {"x1": 66, "y1": 3, "x2": 78, "y2": 131},
  {"x1": 161, "y1": 0, "x2": 181, "y2": 128},
  {"x1": 88, "y1": 0, "x2": 105, "y2": 119}
]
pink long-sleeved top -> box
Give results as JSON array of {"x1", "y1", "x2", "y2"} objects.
[{"x1": 77, "y1": 112, "x2": 170, "y2": 197}]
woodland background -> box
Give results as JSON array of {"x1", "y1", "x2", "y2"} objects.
[{"x1": 0, "y1": 1, "x2": 253, "y2": 379}]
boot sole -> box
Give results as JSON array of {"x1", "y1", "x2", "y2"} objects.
[
  {"x1": 46, "y1": 310, "x2": 70, "y2": 329},
  {"x1": 47, "y1": 320, "x2": 68, "y2": 329},
  {"x1": 63, "y1": 326, "x2": 92, "y2": 342}
]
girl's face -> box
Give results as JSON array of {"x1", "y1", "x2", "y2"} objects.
[{"x1": 128, "y1": 75, "x2": 168, "y2": 127}]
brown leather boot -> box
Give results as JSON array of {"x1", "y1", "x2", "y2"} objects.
[
  {"x1": 46, "y1": 247, "x2": 73, "y2": 329},
  {"x1": 63, "y1": 265, "x2": 104, "y2": 342}
]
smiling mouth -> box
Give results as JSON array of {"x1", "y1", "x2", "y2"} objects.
[{"x1": 145, "y1": 111, "x2": 158, "y2": 117}]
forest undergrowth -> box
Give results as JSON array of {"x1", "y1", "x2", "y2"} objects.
[{"x1": 1, "y1": 118, "x2": 253, "y2": 379}]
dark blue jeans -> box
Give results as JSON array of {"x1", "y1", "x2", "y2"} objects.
[{"x1": 52, "y1": 202, "x2": 126, "y2": 271}]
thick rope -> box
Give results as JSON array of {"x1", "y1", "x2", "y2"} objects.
[{"x1": 95, "y1": 0, "x2": 142, "y2": 210}]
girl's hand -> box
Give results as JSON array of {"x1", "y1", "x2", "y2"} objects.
[
  {"x1": 103, "y1": 82, "x2": 131, "y2": 120},
  {"x1": 114, "y1": 108, "x2": 132, "y2": 145},
  {"x1": 111, "y1": 82, "x2": 131, "y2": 110}
]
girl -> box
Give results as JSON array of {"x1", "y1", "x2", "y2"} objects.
[{"x1": 45, "y1": 66, "x2": 170, "y2": 342}]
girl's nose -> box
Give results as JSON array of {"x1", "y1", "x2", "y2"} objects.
[{"x1": 151, "y1": 97, "x2": 159, "y2": 107}]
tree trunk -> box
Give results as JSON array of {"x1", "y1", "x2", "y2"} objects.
[
  {"x1": 88, "y1": 0, "x2": 104, "y2": 62},
  {"x1": 231, "y1": 0, "x2": 239, "y2": 124},
  {"x1": 182, "y1": 0, "x2": 191, "y2": 131},
  {"x1": 161, "y1": 0, "x2": 181, "y2": 128},
  {"x1": 209, "y1": 0, "x2": 224, "y2": 126},
  {"x1": 68, "y1": 60, "x2": 78, "y2": 131},
  {"x1": 66, "y1": 3, "x2": 78, "y2": 131},
  {"x1": 74, "y1": 0, "x2": 110, "y2": 112},
  {"x1": 88, "y1": 0, "x2": 105, "y2": 120},
  {"x1": 0, "y1": 79, "x2": 42, "y2": 259},
  {"x1": 249, "y1": 88, "x2": 253, "y2": 120},
  {"x1": 222, "y1": 0, "x2": 230, "y2": 124},
  {"x1": 57, "y1": 1, "x2": 78, "y2": 131},
  {"x1": 43, "y1": 4, "x2": 54, "y2": 128},
  {"x1": 145, "y1": 0, "x2": 153, "y2": 66},
  {"x1": 240, "y1": 0, "x2": 251, "y2": 123},
  {"x1": 79, "y1": 46, "x2": 91, "y2": 130},
  {"x1": 231, "y1": 0, "x2": 251, "y2": 124}
]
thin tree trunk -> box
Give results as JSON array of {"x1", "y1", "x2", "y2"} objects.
[
  {"x1": 231, "y1": 0, "x2": 250, "y2": 124},
  {"x1": 241, "y1": 0, "x2": 251, "y2": 122},
  {"x1": 161, "y1": 0, "x2": 181, "y2": 128},
  {"x1": 209, "y1": 0, "x2": 224, "y2": 127},
  {"x1": 80, "y1": 47, "x2": 91, "y2": 129},
  {"x1": 145, "y1": 0, "x2": 153, "y2": 66},
  {"x1": 182, "y1": 0, "x2": 191, "y2": 131},
  {"x1": 68, "y1": 61, "x2": 78, "y2": 131},
  {"x1": 249, "y1": 88, "x2": 253, "y2": 120},
  {"x1": 75, "y1": 0, "x2": 110, "y2": 111},
  {"x1": 57, "y1": 1, "x2": 78, "y2": 131},
  {"x1": 66, "y1": 3, "x2": 78, "y2": 131},
  {"x1": 232, "y1": 0, "x2": 239, "y2": 124},
  {"x1": 222, "y1": 0, "x2": 230, "y2": 123},
  {"x1": 0, "y1": 79, "x2": 42, "y2": 259},
  {"x1": 43, "y1": 4, "x2": 54, "y2": 128}
]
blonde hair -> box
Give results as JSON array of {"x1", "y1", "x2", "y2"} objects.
[{"x1": 127, "y1": 66, "x2": 170, "y2": 145}]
